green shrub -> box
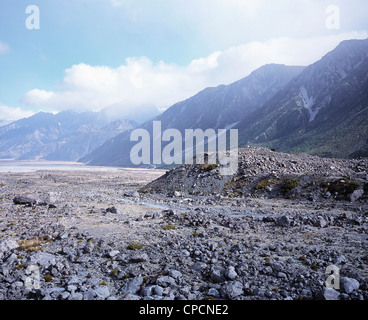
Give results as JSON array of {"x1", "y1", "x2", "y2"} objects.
[
  {"x1": 281, "y1": 178, "x2": 300, "y2": 193},
  {"x1": 255, "y1": 178, "x2": 271, "y2": 191},
  {"x1": 138, "y1": 187, "x2": 153, "y2": 194},
  {"x1": 127, "y1": 242, "x2": 144, "y2": 250},
  {"x1": 161, "y1": 222, "x2": 176, "y2": 230},
  {"x1": 200, "y1": 164, "x2": 217, "y2": 172},
  {"x1": 321, "y1": 177, "x2": 360, "y2": 200}
]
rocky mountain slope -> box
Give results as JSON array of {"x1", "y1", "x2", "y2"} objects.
[
  {"x1": 80, "y1": 64, "x2": 305, "y2": 166},
  {"x1": 82, "y1": 39, "x2": 368, "y2": 167},
  {"x1": 0, "y1": 110, "x2": 136, "y2": 161},
  {"x1": 236, "y1": 38, "x2": 368, "y2": 158}
]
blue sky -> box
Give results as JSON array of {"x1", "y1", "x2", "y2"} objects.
[{"x1": 0, "y1": 0, "x2": 368, "y2": 122}]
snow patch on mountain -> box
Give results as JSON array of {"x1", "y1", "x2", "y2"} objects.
[{"x1": 299, "y1": 86, "x2": 318, "y2": 122}]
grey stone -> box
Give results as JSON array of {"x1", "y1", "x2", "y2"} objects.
[
  {"x1": 129, "y1": 253, "x2": 149, "y2": 263},
  {"x1": 0, "y1": 238, "x2": 19, "y2": 258},
  {"x1": 277, "y1": 272, "x2": 287, "y2": 279},
  {"x1": 156, "y1": 276, "x2": 176, "y2": 287},
  {"x1": 314, "y1": 217, "x2": 328, "y2": 228},
  {"x1": 106, "y1": 207, "x2": 117, "y2": 214},
  {"x1": 323, "y1": 288, "x2": 340, "y2": 300},
  {"x1": 94, "y1": 285, "x2": 110, "y2": 300},
  {"x1": 83, "y1": 289, "x2": 96, "y2": 300},
  {"x1": 335, "y1": 255, "x2": 347, "y2": 265},
  {"x1": 210, "y1": 269, "x2": 225, "y2": 283},
  {"x1": 60, "y1": 291, "x2": 70, "y2": 300},
  {"x1": 69, "y1": 292, "x2": 84, "y2": 300},
  {"x1": 223, "y1": 281, "x2": 243, "y2": 299},
  {"x1": 191, "y1": 262, "x2": 207, "y2": 273},
  {"x1": 123, "y1": 293, "x2": 141, "y2": 300},
  {"x1": 207, "y1": 288, "x2": 220, "y2": 297},
  {"x1": 121, "y1": 276, "x2": 143, "y2": 294},
  {"x1": 224, "y1": 266, "x2": 237, "y2": 280},
  {"x1": 141, "y1": 285, "x2": 154, "y2": 296},
  {"x1": 230, "y1": 243, "x2": 243, "y2": 252},
  {"x1": 341, "y1": 277, "x2": 360, "y2": 294},
  {"x1": 276, "y1": 216, "x2": 290, "y2": 227},
  {"x1": 29, "y1": 252, "x2": 58, "y2": 269},
  {"x1": 181, "y1": 249, "x2": 190, "y2": 257},
  {"x1": 13, "y1": 196, "x2": 36, "y2": 206},
  {"x1": 350, "y1": 189, "x2": 364, "y2": 202},
  {"x1": 67, "y1": 285, "x2": 78, "y2": 293},
  {"x1": 153, "y1": 285, "x2": 163, "y2": 296},
  {"x1": 141, "y1": 284, "x2": 163, "y2": 297},
  {"x1": 83, "y1": 241, "x2": 94, "y2": 254},
  {"x1": 169, "y1": 269, "x2": 182, "y2": 280},
  {"x1": 108, "y1": 250, "x2": 120, "y2": 258}
]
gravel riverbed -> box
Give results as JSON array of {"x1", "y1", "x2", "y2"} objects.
[{"x1": 0, "y1": 166, "x2": 367, "y2": 301}]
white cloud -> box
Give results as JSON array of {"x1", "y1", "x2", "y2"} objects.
[
  {"x1": 21, "y1": 32, "x2": 368, "y2": 113},
  {"x1": 0, "y1": 41, "x2": 9, "y2": 54},
  {"x1": 107, "y1": 0, "x2": 125, "y2": 6},
  {"x1": 0, "y1": 104, "x2": 35, "y2": 123}
]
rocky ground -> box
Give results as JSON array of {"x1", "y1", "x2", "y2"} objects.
[{"x1": 0, "y1": 148, "x2": 368, "y2": 300}]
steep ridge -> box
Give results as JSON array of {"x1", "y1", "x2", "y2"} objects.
[
  {"x1": 81, "y1": 64, "x2": 304, "y2": 166},
  {"x1": 236, "y1": 38, "x2": 368, "y2": 158}
]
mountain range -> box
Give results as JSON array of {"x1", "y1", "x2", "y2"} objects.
[
  {"x1": 1, "y1": 38, "x2": 368, "y2": 166},
  {"x1": 0, "y1": 110, "x2": 136, "y2": 161},
  {"x1": 235, "y1": 38, "x2": 368, "y2": 158},
  {"x1": 81, "y1": 38, "x2": 368, "y2": 167}
]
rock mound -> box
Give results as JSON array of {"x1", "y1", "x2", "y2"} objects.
[{"x1": 140, "y1": 147, "x2": 368, "y2": 202}]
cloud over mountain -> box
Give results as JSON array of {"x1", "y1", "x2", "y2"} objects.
[{"x1": 21, "y1": 33, "x2": 368, "y2": 114}]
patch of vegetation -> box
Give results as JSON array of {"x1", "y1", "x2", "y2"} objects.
[
  {"x1": 321, "y1": 177, "x2": 360, "y2": 200},
  {"x1": 15, "y1": 264, "x2": 26, "y2": 270},
  {"x1": 17, "y1": 236, "x2": 50, "y2": 252},
  {"x1": 127, "y1": 242, "x2": 144, "y2": 250},
  {"x1": 192, "y1": 232, "x2": 200, "y2": 237},
  {"x1": 255, "y1": 178, "x2": 271, "y2": 191},
  {"x1": 110, "y1": 269, "x2": 119, "y2": 277},
  {"x1": 161, "y1": 222, "x2": 176, "y2": 230},
  {"x1": 43, "y1": 274, "x2": 52, "y2": 282},
  {"x1": 224, "y1": 177, "x2": 250, "y2": 190},
  {"x1": 138, "y1": 187, "x2": 153, "y2": 194},
  {"x1": 203, "y1": 295, "x2": 215, "y2": 300},
  {"x1": 200, "y1": 164, "x2": 217, "y2": 172},
  {"x1": 280, "y1": 178, "x2": 300, "y2": 194},
  {"x1": 226, "y1": 192, "x2": 243, "y2": 198}
]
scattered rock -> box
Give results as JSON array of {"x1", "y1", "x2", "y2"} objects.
[
  {"x1": 0, "y1": 237, "x2": 19, "y2": 259},
  {"x1": 1, "y1": 164, "x2": 367, "y2": 301},
  {"x1": 210, "y1": 269, "x2": 225, "y2": 283},
  {"x1": 224, "y1": 266, "x2": 237, "y2": 280},
  {"x1": 222, "y1": 281, "x2": 243, "y2": 299},
  {"x1": 106, "y1": 207, "x2": 117, "y2": 214},
  {"x1": 323, "y1": 288, "x2": 340, "y2": 300},
  {"x1": 121, "y1": 277, "x2": 144, "y2": 295},
  {"x1": 13, "y1": 196, "x2": 36, "y2": 206},
  {"x1": 341, "y1": 277, "x2": 360, "y2": 294},
  {"x1": 276, "y1": 216, "x2": 290, "y2": 227}
]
